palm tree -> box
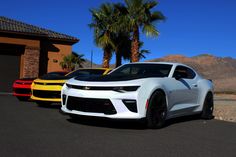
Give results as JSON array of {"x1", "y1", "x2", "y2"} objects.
[
  {"x1": 112, "y1": 3, "x2": 132, "y2": 67},
  {"x1": 60, "y1": 53, "x2": 85, "y2": 71},
  {"x1": 89, "y1": 3, "x2": 116, "y2": 68},
  {"x1": 75, "y1": 53, "x2": 86, "y2": 68},
  {"x1": 124, "y1": 0, "x2": 165, "y2": 62},
  {"x1": 122, "y1": 41, "x2": 150, "y2": 61},
  {"x1": 112, "y1": 31, "x2": 132, "y2": 67}
]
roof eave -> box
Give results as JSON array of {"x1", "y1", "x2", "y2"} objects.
[
  {"x1": 0, "y1": 30, "x2": 79, "y2": 44},
  {"x1": 48, "y1": 37, "x2": 79, "y2": 44}
]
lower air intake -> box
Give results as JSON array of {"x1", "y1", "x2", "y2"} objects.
[{"x1": 66, "y1": 96, "x2": 116, "y2": 115}]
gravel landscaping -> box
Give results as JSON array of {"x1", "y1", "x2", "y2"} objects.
[{"x1": 214, "y1": 94, "x2": 236, "y2": 122}]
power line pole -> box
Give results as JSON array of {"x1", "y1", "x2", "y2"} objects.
[{"x1": 90, "y1": 50, "x2": 93, "y2": 68}]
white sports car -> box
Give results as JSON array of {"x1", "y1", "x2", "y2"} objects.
[{"x1": 61, "y1": 62, "x2": 214, "y2": 128}]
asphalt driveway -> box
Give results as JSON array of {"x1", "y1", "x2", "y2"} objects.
[{"x1": 0, "y1": 94, "x2": 236, "y2": 157}]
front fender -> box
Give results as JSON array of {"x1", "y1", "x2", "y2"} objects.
[
  {"x1": 137, "y1": 78, "x2": 169, "y2": 117},
  {"x1": 197, "y1": 79, "x2": 214, "y2": 111}
]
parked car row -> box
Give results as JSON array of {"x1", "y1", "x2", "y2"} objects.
[
  {"x1": 13, "y1": 62, "x2": 214, "y2": 129},
  {"x1": 13, "y1": 68, "x2": 110, "y2": 103}
]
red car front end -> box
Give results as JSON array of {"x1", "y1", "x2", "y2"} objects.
[{"x1": 13, "y1": 78, "x2": 35, "y2": 101}]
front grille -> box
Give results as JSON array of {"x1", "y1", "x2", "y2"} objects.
[
  {"x1": 34, "y1": 82, "x2": 64, "y2": 86},
  {"x1": 14, "y1": 88, "x2": 31, "y2": 94},
  {"x1": 33, "y1": 90, "x2": 61, "y2": 99},
  {"x1": 67, "y1": 96, "x2": 116, "y2": 115}
]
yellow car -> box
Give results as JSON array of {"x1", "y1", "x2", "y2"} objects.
[{"x1": 31, "y1": 68, "x2": 110, "y2": 105}]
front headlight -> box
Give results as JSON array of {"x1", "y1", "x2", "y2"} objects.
[
  {"x1": 65, "y1": 83, "x2": 73, "y2": 88},
  {"x1": 113, "y1": 86, "x2": 140, "y2": 92},
  {"x1": 59, "y1": 83, "x2": 65, "y2": 86}
]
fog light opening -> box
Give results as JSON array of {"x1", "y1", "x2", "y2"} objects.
[
  {"x1": 122, "y1": 99, "x2": 137, "y2": 113},
  {"x1": 62, "y1": 94, "x2": 67, "y2": 105}
]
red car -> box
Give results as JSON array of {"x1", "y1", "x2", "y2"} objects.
[{"x1": 13, "y1": 78, "x2": 35, "y2": 101}]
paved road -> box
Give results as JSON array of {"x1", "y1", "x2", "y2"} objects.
[{"x1": 0, "y1": 95, "x2": 236, "y2": 157}]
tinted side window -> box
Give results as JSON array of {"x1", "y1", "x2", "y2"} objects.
[
  {"x1": 67, "y1": 69, "x2": 106, "y2": 78},
  {"x1": 186, "y1": 67, "x2": 196, "y2": 79},
  {"x1": 173, "y1": 66, "x2": 196, "y2": 79},
  {"x1": 110, "y1": 64, "x2": 172, "y2": 77}
]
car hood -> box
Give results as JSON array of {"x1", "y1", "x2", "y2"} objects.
[
  {"x1": 39, "y1": 75, "x2": 70, "y2": 80},
  {"x1": 67, "y1": 77, "x2": 152, "y2": 87},
  {"x1": 34, "y1": 75, "x2": 96, "y2": 84},
  {"x1": 33, "y1": 78, "x2": 67, "y2": 84},
  {"x1": 74, "y1": 74, "x2": 163, "y2": 82}
]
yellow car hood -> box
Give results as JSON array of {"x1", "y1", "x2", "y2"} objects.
[
  {"x1": 32, "y1": 79, "x2": 67, "y2": 91},
  {"x1": 33, "y1": 79, "x2": 67, "y2": 84}
]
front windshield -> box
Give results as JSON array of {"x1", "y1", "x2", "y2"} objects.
[
  {"x1": 39, "y1": 71, "x2": 67, "y2": 79},
  {"x1": 109, "y1": 64, "x2": 172, "y2": 77},
  {"x1": 67, "y1": 69, "x2": 106, "y2": 78}
]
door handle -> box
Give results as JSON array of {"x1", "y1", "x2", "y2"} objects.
[{"x1": 192, "y1": 84, "x2": 198, "y2": 87}]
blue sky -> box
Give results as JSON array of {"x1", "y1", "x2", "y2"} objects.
[{"x1": 1, "y1": 0, "x2": 235, "y2": 64}]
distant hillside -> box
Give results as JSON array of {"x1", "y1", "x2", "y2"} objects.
[
  {"x1": 148, "y1": 54, "x2": 236, "y2": 93},
  {"x1": 81, "y1": 59, "x2": 116, "y2": 69},
  {"x1": 81, "y1": 59, "x2": 102, "y2": 69}
]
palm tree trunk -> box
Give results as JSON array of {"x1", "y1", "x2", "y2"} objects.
[
  {"x1": 131, "y1": 25, "x2": 140, "y2": 62},
  {"x1": 115, "y1": 50, "x2": 122, "y2": 68},
  {"x1": 102, "y1": 47, "x2": 112, "y2": 68}
]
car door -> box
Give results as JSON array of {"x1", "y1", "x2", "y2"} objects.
[{"x1": 167, "y1": 65, "x2": 199, "y2": 116}]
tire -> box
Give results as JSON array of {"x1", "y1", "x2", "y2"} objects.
[
  {"x1": 17, "y1": 96, "x2": 30, "y2": 101},
  {"x1": 36, "y1": 101, "x2": 52, "y2": 106},
  {"x1": 146, "y1": 91, "x2": 167, "y2": 129},
  {"x1": 201, "y1": 92, "x2": 214, "y2": 119}
]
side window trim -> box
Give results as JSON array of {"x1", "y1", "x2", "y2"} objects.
[
  {"x1": 173, "y1": 65, "x2": 196, "y2": 80},
  {"x1": 186, "y1": 67, "x2": 196, "y2": 79}
]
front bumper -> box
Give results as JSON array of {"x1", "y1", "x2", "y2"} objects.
[
  {"x1": 61, "y1": 87, "x2": 145, "y2": 119},
  {"x1": 31, "y1": 95, "x2": 61, "y2": 102},
  {"x1": 13, "y1": 84, "x2": 32, "y2": 97},
  {"x1": 31, "y1": 86, "x2": 62, "y2": 102}
]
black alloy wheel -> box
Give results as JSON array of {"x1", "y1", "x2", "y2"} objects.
[{"x1": 146, "y1": 91, "x2": 167, "y2": 129}]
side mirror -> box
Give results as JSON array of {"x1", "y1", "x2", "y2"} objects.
[{"x1": 174, "y1": 74, "x2": 182, "y2": 80}]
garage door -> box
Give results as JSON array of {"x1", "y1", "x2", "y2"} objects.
[{"x1": 0, "y1": 54, "x2": 20, "y2": 92}]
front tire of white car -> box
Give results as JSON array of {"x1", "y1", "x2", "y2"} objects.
[
  {"x1": 201, "y1": 92, "x2": 214, "y2": 119},
  {"x1": 146, "y1": 90, "x2": 167, "y2": 129}
]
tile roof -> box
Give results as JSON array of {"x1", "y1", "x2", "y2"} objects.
[{"x1": 0, "y1": 16, "x2": 79, "y2": 43}]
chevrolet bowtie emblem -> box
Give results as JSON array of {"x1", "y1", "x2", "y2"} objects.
[{"x1": 84, "y1": 86, "x2": 90, "y2": 90}]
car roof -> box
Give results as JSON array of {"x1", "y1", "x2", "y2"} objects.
[{"x1": 126, "y1": 62, "x2": 188, "y2": 67}]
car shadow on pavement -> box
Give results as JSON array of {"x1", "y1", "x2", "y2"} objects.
[
  {"x1": 37, "y1": 103, "x2": 61, "y2": 109},
  {"x1": 67, "y1": 116, "x2": 147, "y2": 130},
  {"x1": 164, "y1": 114, "x2": 203, "y2": 128},
  {"x1": 66, "y1": 114, "x2": 207, "y2": 130}
]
